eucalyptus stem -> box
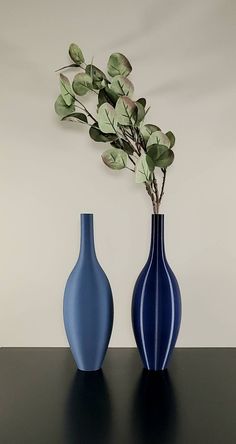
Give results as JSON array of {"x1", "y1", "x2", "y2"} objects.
[
  {"x1": 76, "y1": 100, "x2": 97, "y2": 123},
  {"x1": 145, "y1": 182, "x2": 158, "y2": 214},
  {"x1": 128, "y1": 155, "x2": 136, "y2": 166},
  {"x1": 120, "y1": 127, "x2": 139, "y2": 156},
  {"x1": 55, "y1": 63, "x2": 78, "y2": 72},
  {"x1": 61, "y1": 82, "x2": 98, "y2": 123},
  {"x1": 152, "y1": 173, "x2": 159, "y2": 214},
  {"x1": 126, "y1": 166, "x2": 135, "y2": 173},
  {"x1": 159, "y1": 168, "x2": 167, "y2": 204}
]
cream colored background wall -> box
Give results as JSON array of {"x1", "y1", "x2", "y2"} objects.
[{"x1": 0, "y1": 0, "x2": 236, "y2": 347}]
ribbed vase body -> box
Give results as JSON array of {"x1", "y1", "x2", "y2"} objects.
[{"x1": 132, "y1": 215, "x2": 181, "y2": 371}]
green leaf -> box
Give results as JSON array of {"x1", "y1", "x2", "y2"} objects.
[
  {"x1": 140, "y1": 124, "x2": 161, "y2": 143},
  {"x1": 136, "y1": 98, "x2": 146, "y2": 108},
  {"x1": 166, "y1": 131, "x2": 175, "y2": 148},
  {"x1": 135, "y1": 153, "x2": 154, "y2": 183},
  {"x1": 107, "y1": 53, "x2": 132, "y2": 77},
  {"x1": 147, "y1": 144, "x2": 168, "y2": 163},
  {"x1": 98, "y1": 103, "x2": 116, "y2": 134},
  {"x1": 60, "y1": 74, "x2": 74, "y2": 106},
  {"x1": 135, "y1": 101, "x2": 145, "y2": 125},
  {"x1": 72, "y1": 73, "x2": 93, "y2": 96},
  {"x1": 89, "y1": 124, "x2": 117, "y2": 142},
  {"x1": 98, "y1": 87, "x2": 119, "y2": 108},
  {"x1": 61, "y1": 112, "x2": 87, "y2": 123},
  {"x1": 85, "y1": 64, "x2": 107, "y2": 89},
  {"x1": 157, "y1": 150, "x2": 174, "y2": 168},
  {"x1": 69, "y1": 43, "x2": 85, "y2": 65},
  {"x1": 110, "y1": 75, "x2": 134, "y2": 97},
  {"x1": 102, "y1": 148, "x2": 128, "y2": 170},
  {"x1": 148, "y1": 144, "x2": 174, "y2": 168},
  {"x1": 147, "y1": 130, "x2": 171, "y2": 149},
  {"x1": 54, "y1": 95, "x2": 75, "y2": 118},
  {"x1": 115, "y1": 96, "x2": 136, "y2": 126},
  {"x1": 110, "y1": 139, "x2": 134, "y2": 154}
]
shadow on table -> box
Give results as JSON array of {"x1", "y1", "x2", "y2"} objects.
[
  {"x1": 130, "y1": 369, "x2": 178, "y2": 443},
  {"x1": 64, "y1": 369, "x2": 111, "y2": 444}
]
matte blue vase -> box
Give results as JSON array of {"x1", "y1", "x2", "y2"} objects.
[
  {"x1": 63, "y1": 214, "x2": 113, "y2": 371},
  {"x1": 132, "y1": 214, "x2": 181, "y2": 371}
]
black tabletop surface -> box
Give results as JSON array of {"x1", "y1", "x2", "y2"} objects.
[{"x1": 1, "y1": 347, "x2": 236, "y2": 444}]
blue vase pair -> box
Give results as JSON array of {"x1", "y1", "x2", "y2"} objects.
[{"x1": 64, "y1": 213, "x2": 181, "y2": 372}]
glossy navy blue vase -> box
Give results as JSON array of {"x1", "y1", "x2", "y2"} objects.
[
  {"x1": 132, "y1": 214, "x2": 181, "y2": 371},
  {"x1": 63, "y1": 214, "x2": 113, "y2": 371}
]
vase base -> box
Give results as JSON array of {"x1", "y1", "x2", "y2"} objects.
[
  {"x1": 77, "y1": 367, "x2": 102, "y2": 372},
  {"x1": 143, "y1": 367, "x2": 168, "y2": 372}
]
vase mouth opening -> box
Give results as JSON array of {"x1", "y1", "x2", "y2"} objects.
[
  {"x1": 152, "y1": 213, "x2": 164, "y2": 217},
  {"x1": 81, "y1": 213, "x2": 93, "y2": 216}
]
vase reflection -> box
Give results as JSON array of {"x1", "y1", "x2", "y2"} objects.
[
  {"x1": 65, "y1": 370, "x2": 112, "y2": 444},
  {"x1": 130, "y1": 369, "x2": 178, "y2": 443}
]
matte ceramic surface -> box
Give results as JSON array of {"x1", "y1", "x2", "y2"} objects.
[
  {"x1": 63, "y1": 214, "x2": 113, "y2": 371},
  {"x1": 132, "y1": 214, "x2": 181, "y2": 370}
]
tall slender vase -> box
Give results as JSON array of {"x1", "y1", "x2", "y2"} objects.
[
  {"x1": 132, "y1": 214, "x2": 181, "y2": 371},
  {"x1": 63, "y1": 213, "x2": 113, "y2": 371}
]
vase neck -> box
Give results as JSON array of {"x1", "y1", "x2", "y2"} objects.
[
  {"x1": 148, "y1": 214, "x2": 165, "y2": 259},
  {"x1": 79, "y1": 214, "x2": 96, "y2": 258}
]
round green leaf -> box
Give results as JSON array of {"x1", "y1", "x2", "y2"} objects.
[
  {"x1": 61, "y1": 112, "x2": 87, "y2": 123},
  {"x1": 72, "y1": 73, "x2": 93, "y2": 96},
  {"x1": 135, "y1": 153, "x2": 154, "y2": 183},
  {"x1": 166, "y1": 131, "x2": 175, "y2": 148},
  {"x1": 148, "y1": 145, "x2": 174, "y2": 168},
  {"x1": 157, "y1": 150, "x2": 174, "y2": 168},
  {"x1": 147, "y1": 144, "x2": 168, "y2": 164},
  {"x1": 60, "y1": 74, "x2": 74, "y2": 106},
  {"x1": 110, "y1": 75, "x2": 134, "y2": 97},
  {"x1": 54, "y1": 95, "x2": 75, "y2": 118},
  {"x1": 85, "y1": 64, "x2": 107, "y2": 89},
  {"x1": 98, "y1": 103, "x2": 116, "y2": 134},
  {"x1": 115, "y1": 96, "x2": 136, "y2": 126},
  {"x1": 69, "y1": 43, "x2": 85, "y2": 65},
  {"x1": 89, "y1": 124, "x2": 117, "y2": 142},
  {"x1": 140, "y1": 124, "x2": 161, "y2": 143},
  {"x1": 107, "y1": 53, "x2": 132, "y2": 77},
  {"x1": 147, "y1": 130, "x2": 171, "y2": 149},
  {"x1": 102, "y1": 148, "x2": 128, "y2": 170}
]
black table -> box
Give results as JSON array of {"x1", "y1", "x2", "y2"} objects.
[{"x1": 1, "y1": 348, "x2": 236, "y2": 444}]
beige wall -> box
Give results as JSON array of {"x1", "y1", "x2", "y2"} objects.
[{"x1": 1, "y1": 0, "x2": 236, "y2": 347}]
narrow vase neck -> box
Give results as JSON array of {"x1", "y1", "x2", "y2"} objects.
[
  {"x1": 148, "y1": 214, "x2": 165, "y2": 259},
  {"x1": 79, "y1": 214, "x2": 96, "y2": 258}
]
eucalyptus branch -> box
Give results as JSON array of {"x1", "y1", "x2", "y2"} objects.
[
  {"x1": 126, "y1": 165, "x2": 135, "y2": 173},
  {"x1": 133, "y1": 127, "x2": 142, "y2": 155},
  {"x1": 70, "y1": 119, "x2": 98, "y2": 128},
  {"x1": 151, "y1": 172, "x2": 159, "y2": 214},
  {"x1": 128, "y1": 154, "x2": 136, "y2": 166},
  {"x1": 120, "y1": 127, "x2": 139, "y2": 156},
  {"x1": 61, "y1": 82, "x2": 98, "y2": 124},
  {"x1": 55, "y1": 43, "x2": 176, "y2": 213},
  {"x1": 145, "y1": 182, "x2": 158, "y2": 214},
  {"x1": 55, "y1": 63, "x2": 79, "y2": 72},
  {"x1": 55, "y1": 62, "x2": 88, "y2": 73},
  {"x1": 136, "y1": 127, "x2": 146, "y2": 153},
  {"x1": 159, "y1": 168, "x2": 167, "y2": 203},
  {"x1": 74, "y1": 104, "x2": 87, "y2": 112},
  {"x1": 76, "y1": 100, "x2": 97, "y2": 123},
  {"x1": 86, "y1": 86, "x2": 99, "y2": 95}
]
